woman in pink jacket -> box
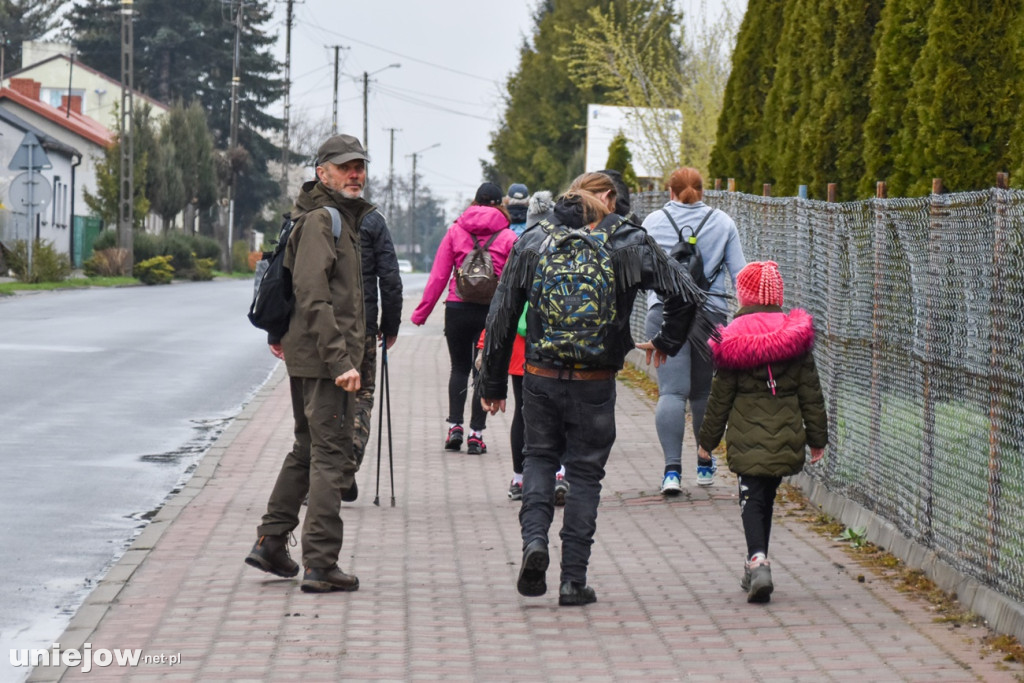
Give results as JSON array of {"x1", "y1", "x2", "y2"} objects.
[{"x1": 412, "y1": 182, "x2": 516, "y2": 454}]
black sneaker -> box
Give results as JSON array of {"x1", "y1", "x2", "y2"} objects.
[
  {"x1": 445, "y1": 425, "x2": 464, "y2": 451},
  {"x1": 244, "y1": 534, "x2": 299, "y2": 578},
  {"x1": 341, "y1": 479, "x2": 358, "y2": 502},
  {"x1": 558, "y1": 581, "x2": 597, "y2": 606},
  {"x1": 516, "y1": 539, "x2": 549, "y2": 597},
  {"x1": 467, "y1": 434, "x2": 487, "y2": 455},
  {"x1": 508, "y1": 480, "x2": 523, "y2": 501}
]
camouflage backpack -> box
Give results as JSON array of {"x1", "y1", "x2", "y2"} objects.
[{"x1": 529, "y1": 220, "x2": 618, "y2": 365}]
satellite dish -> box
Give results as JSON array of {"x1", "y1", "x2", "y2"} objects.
[{"x1": 8, "y1": 171, "x2": 52, "y2": 213}]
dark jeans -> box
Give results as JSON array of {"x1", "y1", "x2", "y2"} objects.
[
  {"x1": 520, "y1": 373, "x2": 617, "y2": 585},
  {"x1": 738, "y1": 474, "x2": 782, "y2": 560},
  {"x1": 444, "y1": 302, "x2": 489, "y2": 431},
  {"x1": 510, "y1": 374, "x2": 524, "y2": 474},
  {"x1": 258, "y1": 376, "x2": 357, "y2": 568}
]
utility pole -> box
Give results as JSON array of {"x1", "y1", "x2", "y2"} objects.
[
  {"x1": 327, "y1": 45, "x2": 347, "y2": 135},
  {"x1": 118, "y1": 0, "x2": 134, "y2": 272},
  {"x1": 227, "y1": 0, "x2": 244, "y2": 271},
  {"x1": 280, "y1": 0, "x2": 294, "y2": 195},
  {"x1": 384, "y1": 127, "x2": 400, "y2": 220},
  {"x1": 406, "y1": 142, "x2": 439, "y2": 264}
]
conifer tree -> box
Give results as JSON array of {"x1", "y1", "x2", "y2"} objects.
[
  {"x1": 756, "y1": 0, "x2": 828, "y2": 197},
  {"x1": 901, "y1": 0, "x2": 1024, "y2": 195},
  {"x1": 604, "y1": 133, "x2": 639, "y2": 190},
  {"x1": 807, "y1": 0, "x2": 883, "y2": 201},
  {"x1": 858, "y1": 0, "x2": 933, "y2": 197},
  {"x1": 709, "y1": 0, "x2": 785, "y2": 194}
]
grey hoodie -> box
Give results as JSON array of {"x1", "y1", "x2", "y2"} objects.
[{"x1": 642, "y1": 200, "x2": 746, "y2": 315}]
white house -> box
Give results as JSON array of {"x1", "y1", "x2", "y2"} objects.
[
  {"x1": 4, "y1": 41, "x2": 170, "y2": 129},
  {"x1": 0, "y1": 79, "x2": 113, "y2": 263}
]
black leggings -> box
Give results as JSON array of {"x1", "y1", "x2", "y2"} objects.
[
  {"x1": 738, "y1": 474, "x2": 782, "y2": 560},
  {"x1": 444, "y1": 302, "x2": 489, "y2": 432}
]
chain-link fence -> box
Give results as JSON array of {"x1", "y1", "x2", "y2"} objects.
[{"x1": 630, "y1": 188, "x2": 1024, "y2": 607}]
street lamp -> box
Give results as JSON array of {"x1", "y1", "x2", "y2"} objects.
[
  {"x1": 363, "y1": 63, "x2": 400, "y2": 156},
  {"x1": 406, "y1": 142, "x2": 440, "y2": 263}
]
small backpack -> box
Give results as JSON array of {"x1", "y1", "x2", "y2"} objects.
[
  {"x1": 248, "y1": 207, "x2": 341, "y2": 340},
  {"x1": 663, "y1": 208, "x2": 720, "y2": 291},
  {"x1": 455, "y1": 230, "x2": 501, "y2": 304},
  {"x1": 529, "y1": 219, "x2": 618, "y2": 365}
]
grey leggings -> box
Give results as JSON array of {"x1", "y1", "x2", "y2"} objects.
[{"x1": 645, "y1": 304, "x2": 725, "y2": 471}]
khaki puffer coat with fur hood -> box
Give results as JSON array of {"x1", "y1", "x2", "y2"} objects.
[{"x1": 698, "y1": 304, "x2": 828, "y2": 477}]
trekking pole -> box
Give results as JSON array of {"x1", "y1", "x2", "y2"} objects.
[
  {"x1": 373, "y1": 337, "x2": 386, "y2": 507},
  {"x1": 382, "y1": 340, "x2": 396, "y2": 507}
]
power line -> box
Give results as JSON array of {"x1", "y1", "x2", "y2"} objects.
[{"x1": 303, "y1": 28, "x2": 497, "y2": 84}]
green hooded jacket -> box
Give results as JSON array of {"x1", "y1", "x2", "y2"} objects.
[
  {"x1": 698, "y1": 305, "x2": 828, "y2": 477},
  {"x1": 281, "y1": 180, "x2": 371, "y2": 380}
]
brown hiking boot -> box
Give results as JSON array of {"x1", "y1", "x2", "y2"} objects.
[
  {"x1": 301, "y1": 565, "x2": 360, "y2": 593},
  {"x1": 244, "y1": 535, "x2": 299, "y2": 578}
]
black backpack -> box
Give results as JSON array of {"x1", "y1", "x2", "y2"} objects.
[
  {"x1": 663, "y1": 208, "x2": 721, "y2": 291},
  {"x1": 248, "y1": 207, "x2": 341, "y2": 340},
  {"x1": 455, "y1": 230, "x2": 501, "y2": 304}
]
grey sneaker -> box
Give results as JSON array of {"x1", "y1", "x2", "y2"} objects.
[{"x1": 746, "y1": 557, "x2": 773, "y2": 603}]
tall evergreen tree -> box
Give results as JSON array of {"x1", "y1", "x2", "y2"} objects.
[
  {"x1": 0, "y1": 0, "x2": 67, "y2": 72},
  {"x1": 488, "y1": 0, "x2": 629, "y2": 192},
  {"x1": 758, "y1": 0, "x2": 836, "y2": 199},
  {"x1": 709, "y1": 0, "x2": 785, "y2": 193},
  {"x1": 858, "y1": 0, "x2": 933, "y2": 197},
  {"x1": 807, "y1": 0, "x2": 883, "y2": 201},
  {"x1": 64, "y1": 0, "x2": 284, "y2": 227},
  {"x1": 901, "y1": 0, "x2": 1024, "y2": 195}
]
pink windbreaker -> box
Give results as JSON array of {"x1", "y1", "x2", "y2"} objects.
[{"x1": 411, "y1": 205, "x2": 515, "y2": 324}]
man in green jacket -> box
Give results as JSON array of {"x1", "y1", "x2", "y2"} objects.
[{"x1": 244, "y1": 134, "x2": 372, "y2": 593}]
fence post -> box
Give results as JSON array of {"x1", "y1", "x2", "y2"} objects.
[
  {"x1": 920, "y1": 177, "x2": 944, "y2": 546},
  {"x1": 987, "y1": 172, "x2": 1009, "y2": 575},
  {"x1": 727, "y1": 178, "x2": 736, "y2": 192},
  {"x1": 714, "y1": 178, "x2": 722, "y2": 191},
  {"x1": 798, "y1": 185, "x2": 808, "y2": 199},
  {"x1": 763, "y1": 184, "x2": 772, "y2": 197},
  {"x1": 867, "y1": 181, "x2": 887, "y2": 503},
  {"x1": 827, "y1": 183, "x2": 837, "y2": 203}
]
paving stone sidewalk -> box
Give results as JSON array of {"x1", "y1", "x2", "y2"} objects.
[{"x1": 33, "y1": 311, "x2": 1024, "y2": 682}]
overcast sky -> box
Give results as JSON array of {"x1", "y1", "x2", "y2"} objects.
[{"x1": 270, "y1": 0, "x2": 747, "y2": 211}]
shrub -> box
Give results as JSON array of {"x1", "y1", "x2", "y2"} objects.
[
  {"x1": 160, "y1": 232, "x2": 196, "y2": 273},
  {"x1": 5, "y1": 239, "x2": 72, "y2": 283},
  {"x1": 84, "y1": 248, "x2": 130, "y2": 277},
  {"x1": 91, "y1": 229, "x2": 118, "y2": 251},
  {"x1": 231, "y1": 239, "x2": 253, "y2": 273},
  {"x1": 133, "y1": 255, "x2": 174, "y2": 285},
  {"x1": 132, "y1": 231, "x2": 162, "y2": 263},
  {"x1": 191, "y1": 257, "x2": 216, "y2": 281},
  {"x1": 192, "y1": 234, "x2": 221, "y2": 262}
]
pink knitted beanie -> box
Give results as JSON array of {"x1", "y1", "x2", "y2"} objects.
[{"x1": 736, "y1": 261, "x2": 784, "y2": 307}]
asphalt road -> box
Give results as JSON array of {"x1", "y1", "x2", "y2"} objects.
[{"x1": 0, "y1": 279, "x2": 279, "y2": 659}]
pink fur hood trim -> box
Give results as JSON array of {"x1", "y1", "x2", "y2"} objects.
[{"x1": 710, "y1": 308, "x2": 816, "y2": 370}]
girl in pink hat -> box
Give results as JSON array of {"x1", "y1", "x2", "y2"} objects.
[{"x1": 697, "y1": 260, "x2": 828, "y2": 603}]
